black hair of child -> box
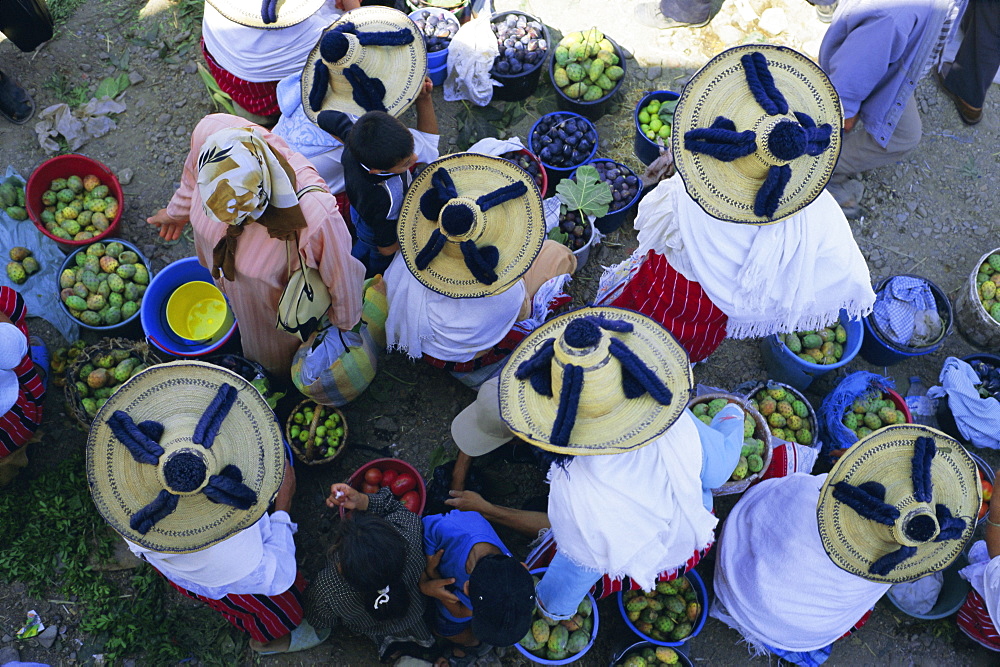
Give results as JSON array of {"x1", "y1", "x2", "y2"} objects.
[
  {"x1": 333, "y1": 511, "x2": 410, "y2": 621},
  {"x1": 345, "y1": 111, "x2": 416, "y2": 171}
]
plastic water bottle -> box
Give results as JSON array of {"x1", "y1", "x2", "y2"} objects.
[{"x1": 905, "y1": 376, "x2": 938, "y2": 427}]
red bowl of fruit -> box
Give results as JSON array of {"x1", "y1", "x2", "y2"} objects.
[
  {"x1": 348, "y1": 458, "x2": 427, "y2": 515},
  {"x1": 500, "y1": 149, "x2": 548, "y2": 198}
]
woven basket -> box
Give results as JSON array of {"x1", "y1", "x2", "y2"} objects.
[
  {"x1": 687, "y1": 392, "x2": 772, "y2": 496},
  {"x1": 64, "y1": 338, "x2": 162, "y2": 429},
  {"x1": 285, "y1": 399, "x2": 348, "y2": 466},
  {"x1": 743, "y1": 381, "x2": 818, "y2": 448}
]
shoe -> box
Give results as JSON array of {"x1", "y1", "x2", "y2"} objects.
[
  {"x1": 935, "y1": 69, "x2": 982, "y2": 125},
  {"x1": 249, "y1": 620, "x2": 330, "y2": 654},
  {"x1": 634, "y1": 2, "x2": 710, "y2": 29},
  {"x1": 0, "y1": 72, "x2": 34, "y2": 125},
  {"x1": 814, "y1": 1, "x2": 837, "y2": 22}
]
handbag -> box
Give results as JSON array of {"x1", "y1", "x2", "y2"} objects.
[
  {"x1": 0, "y1": 0, "x2": 53, "y2": 52},
  {"x1": 276, "y1": 232, "x2": 331, "y2": 342}
]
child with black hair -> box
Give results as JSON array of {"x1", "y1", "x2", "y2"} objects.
[
  {"x1": 316, "y1": 77, "x2": 439, "y2": 277},
  {"x1": 305, "y1": 484, "x2": 434, "y2": 662},
  {"x1": 420, "y1": 510, "x2": 536, "y2": 666}
]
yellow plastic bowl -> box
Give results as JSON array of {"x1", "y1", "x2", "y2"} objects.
[{"x1": 166, "y1": 281, "x2": 230, "y2": 342}]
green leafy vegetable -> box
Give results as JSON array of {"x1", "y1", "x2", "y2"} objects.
[
  {"x1": 555, "y1": 164, "x2": 613, "y2": 218},
  {"x1": 95, "y1": 73, "x2": 131, "y2": 100}
]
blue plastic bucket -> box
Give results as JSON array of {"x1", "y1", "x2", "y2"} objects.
[
  {"x1": 886, "y1": 553, "x2": 970, "y2": 619},
  {"x1": 428, "y1": 62, "x2": 447, "y2": 87},
  {"x1": 515, "y1": 567, "x2": 599, "y2": 664},
  {"x1": 617, "y1": 570, "x2": 708, "y2": 646},
  {"x1": 859, "y1": 275, "x2": 954, "y2": 367},
  {"x1": 759, "y1": 310, "x2": 864, "y2": 391},
  {"x1": 407, "y1": 8, "x2": 457, "y2": 72},
  {"x1": 527, "y1": 111, "x2": 599, "y2": 185},
  {"x1": 634, "y1": 90, "x2": 680, "y2": 165},
  {"x1": 141, "y1": 257, "x2": 238, "y2": 357}
]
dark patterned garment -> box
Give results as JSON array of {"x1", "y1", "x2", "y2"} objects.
[{"x1": 305, "y1": 487, "x2": 433, "y2": 659}]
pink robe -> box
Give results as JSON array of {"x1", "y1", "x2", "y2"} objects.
[{"x1": 166, "y1": 114, "x2": 365, "y2": 380}]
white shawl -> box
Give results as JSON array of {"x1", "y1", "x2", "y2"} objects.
[
  {"x1": 383, "y1": 253, "x2": 526, "y2": 361},
  {"x1": 713, "y1": 473, "x2": 890, "y2": 652},
  {"x1": 960, "y1": 540, "x2": 1000, "y2": 627},
  {"x1": 633, "y1": 178, "x2": 876, "y2": 339},
  {"x1": 546, "y1": 412, "x2": 717, "y2": 591}
]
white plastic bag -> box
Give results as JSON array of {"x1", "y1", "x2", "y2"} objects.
[
  {"x1": 889, "y1": 571, "x2": 944, "y2": 615},
  {"x1": 443, "y1": 12, "x2": 499, "y2": 106}
]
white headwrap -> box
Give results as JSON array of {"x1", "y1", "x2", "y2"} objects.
[
  {"x1": 633, "y1": 177, "x2": 875, "y2": 339},
  {"x1": 545, "y1": 411, "x2": 717, "y2": 591},
  {"x1": 0, "y1": 322, "x2": 27, "y2": 415}
]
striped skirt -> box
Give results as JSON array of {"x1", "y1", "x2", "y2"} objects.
[
  {"x1": 958, "y1": 589, "x2": 1000, "y2": 651},
  {"x1": 0, "y1": 287, "x2": 45, "y2": 459},
  {"x1": 200, "y1": 38, "x2": 280, "y2": 117},
  {"x1": 169, "y1": 572, "x2": 307, "y2": 643}
]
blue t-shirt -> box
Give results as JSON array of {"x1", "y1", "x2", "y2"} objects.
[{"x1": 422, "y1": 510, "x2": 512, "y2": 623}]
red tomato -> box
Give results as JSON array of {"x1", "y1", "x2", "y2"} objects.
[
  {"x1": 391, "y1": 473, "x2": 417, "y2": 496},
  {"x1": 364, "y1": 467, "x2": 383, "y2": 486},
  {"x1": 362, "y1": 482, "x2": 380, "y2": 494},
  {"x1": 400, "y1": 490, "x2": 421, "y2": 513},
  {"x1": 381, "y1": 469, "x2": 399, "y2": 487},
  {"x1": 983, "y1": 479, "x2": 993, "y2": 503}
]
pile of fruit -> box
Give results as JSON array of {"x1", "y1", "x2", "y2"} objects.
[
  {"x1": 51, "y1": 339, "x2": 88, "y2": 387},
  {"x1": 637, "y1": 97, "x2": 678, "y2": 144},
  {"x1": 355, "y1": 465, "x2": 421, "y2": 513},
  {"x1": 551, "y1": 209, "x2": 592, "y2": 252},
  {"x1": 491, "y1": 13, "x2": 547, "y2": 75},
  {"x1": 6, "y1": 247, "x2": 41, "y2": 285},
  {"x1": 0, "y1": 174, "x2": 26, "y2": 220},
  {"x1": 71, "y1": 348, "x2": 151, "y2": 419},
  {"x1": 411, "y1": 9, "x2": 458, "y2": 53},
  {"x1": 552, "y1": 28, "x2": 623, "y2": 101},
  {"x1": 37, "y1": 174, "x2": 119, "y2": 241},
  {"x1": 530, "y1": 114, "x2": 597, "y2": 169},
  {"x1": 839, "y1": 392, "x2": 908, "y2": 442},
  {"x1": 590, "y1": 160, "x2": 639, "y2": 213},
  {"x1": 975, "y1": 253, "x2": 1000, "y2": 323},
  {"x1": 978, "y1": 476, "x2": 993, "y2": 521},
  {"x1": 780, "y1": 324, "x2": 848, "y2": 365},
  {"x1": 968, "y1": 358, "x2": 1000, "y2": 399},
  {"x1": 288, "y1": 402, "x2": 345, "y2": 461},
  {"x1": 622, "y1": 576, "x2": 701, "y2": 643},
  {"x1": 519, "y1": 589, "x2": 594, "y2": 661},
  {"x1": 617, "y1": 646, "x2": 683, "y2": 666},
  {"x1": 500, "y1": 150, "x2": 545, "y2": 193},
  {"x1": 59, "y1": 242, "x2": 148, "y2": 327},
  {"x1": 691, "y1": 398, "x2": 767, "y2": 481},
  {"x1": 748, "y1": 384, "x2": 815, "y2": 445}
]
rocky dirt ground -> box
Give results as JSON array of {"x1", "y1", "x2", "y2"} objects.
[{"x1": 1, "y1": 0, "x2": 999, "y2": 665}]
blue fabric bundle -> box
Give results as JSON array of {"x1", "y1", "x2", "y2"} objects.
[{"x1": 819, "y1": 371, "x2": 895, "y2": 455}]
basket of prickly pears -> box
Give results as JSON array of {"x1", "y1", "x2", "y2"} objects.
[
  {"x1": 65, "y1": 338, "x2": 162, "y2": 427},
  {"x1": 25, "y1": 154, "x2": 123, "y2": 247},
  {"x1": 955, "y1": 248, "x2": 1000, "y2": 350},
  {"x1": 285, "y1": 399, "x2": 347, "y2": 465},
  {"x1": 612, "y1": 641, "x2": 692, "y2": 666},
  {"x1": 688, "y1": 393, "x2": 771, "y2": 496},
  {"x1": 50, "y1": 339, "x2": 88, "y2": 388},
  {"x1": 516, "y1": 568, "x2": 598, "y2": 664},
  {"x1": 618, "y1": 570, "x2": 708, "y2": 647},
  {"x1": 56, "y1": 239, "x2": 152, "y2": 332},
  {"x1": 744, "y1": 381, "x2": 817, "y2": 448},
  {"x1": 829, "y1": 389, "x2": 910, "y2": 460}
]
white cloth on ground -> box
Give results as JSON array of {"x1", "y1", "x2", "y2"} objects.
[
  {"x1": 960, "y1": 540, "x2": 1000, "y2": 626},
  {"x1": 712, "y1": 473, "x2": 890, "y2": 652},
  {"x1": 0, "y1": 322, "x2": 27, "y2": 415},
  {"x1": 928, "y1": 357, "x2": 1000, "y2": 449},
  {"x1": 201, "y1": 2, "x2": 343, "y2": 82},
  {"x1": 273, "y1": 72, "x2": 441, "y2": 193},
  {"x1": 546, "y1": 411, "x2": 718, "y2": 591},
  {"x1": 383, "y1": 253, "x2": 526, "y2": 361},
  {"x1": 125, "y1": 511, "x2": 298, "y2": 599},
  {"x1": 889, "y1": 571, "x2": 943, "y2": 615},
  {"x1": 631, "y1": 177, "x2": 876, "y2": 339},
  {"x1": 443, "y1": 12, "x2": 499, "y2": 106}
]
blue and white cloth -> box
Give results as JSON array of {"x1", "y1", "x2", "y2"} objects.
[
  {"x1": 872, "y1": 275, "x2": 938, "y2": 347},
  {"x1": 929, "y1": 357, "x2": 1000, "y2": 449}
]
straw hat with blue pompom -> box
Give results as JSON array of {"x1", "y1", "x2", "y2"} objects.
[
  {"x1": 206, "y1": 0, "x2": 325, "y2": 29},
  {"x1": 86, "y1": 360, "x2": 286, "y2": 553}
]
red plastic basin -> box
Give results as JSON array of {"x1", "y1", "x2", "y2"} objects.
[{"x1": 347, "y1": 458, "x2": 427, "y2": 515}]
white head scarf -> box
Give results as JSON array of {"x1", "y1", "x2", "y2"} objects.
[{"x1": 0, "y1": 322, "x2": 27, "y2": 415}]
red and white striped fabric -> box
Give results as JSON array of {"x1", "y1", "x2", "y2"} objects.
[
  {"x1": 169, "y1": 571, "x2": 307, "y2": 643},
  {"x1": 201, "y1": 39, "x2": 281, "y2": 117},
  {"x1": 958, "y1": 589, "x2": 1000, "y2": 651},
  {"x1": 0, "y1": 287, "x2": 45, "y2": 459},
  {"x1": 609, "y1": 251, "x2": 727, "y2": 363}
]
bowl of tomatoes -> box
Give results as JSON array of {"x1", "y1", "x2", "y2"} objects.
[
  {"x1": 348, "y1": 458, "x2": 427, "y2": 515},
  {"x1": 968, "y1": 449, "x2": 995, "y2": 525}
]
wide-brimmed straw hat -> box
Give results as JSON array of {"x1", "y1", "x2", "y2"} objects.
[
  {"x1": 672, "y1": 44, "x2": 842, "y2": 224},
  {"x1": 498, "y1": 307, "x2": 692, "y2": 456},
  {"x1": 301, "y1": 7, "x2": 426, "y2": 122},
  {"x1": 398, "y1": 152, "x2": 545, "y2": 298},
  {"x1": 206, "y1": 0, "x2": 325, "y2": 29},
  {"x1": 87, "y1": 361, "x2": 286, "y2": 554},
  {"x1": 817, "y1": 425, "x2": 980, "y2": 584}
]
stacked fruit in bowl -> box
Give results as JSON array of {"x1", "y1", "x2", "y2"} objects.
[
  {"x1": 348, "y1": 459, "x2": 425, "y2": 514},
  {"x1": 57, "y1": 241, "x2": 150, "y2": 329}
]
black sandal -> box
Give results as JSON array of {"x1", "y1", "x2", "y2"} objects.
[
  {"x1": 0, "y1": 72, "x2": 34, "y2": 125},
  {"x1": 446, "y1": 641, "x2": 493, "y2": 667}
]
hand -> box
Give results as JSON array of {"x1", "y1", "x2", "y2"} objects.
[
  {"x1": 147, "y1": 208, "x2": 188, "y2": 241},
  {"x1": 420, "y1": 575, "x2": 459, "y2": 604},
  {"x1": 417, "y1": 76, "x2": 433, "y2": 101},
  {"x1": 445, "y1": 489, "x2": 492, "y2": 515},
  {"x1": 376, "y1": 242, "x2": 400, "y2": 257},
  {"x1": 843, "y1": 116, "x2": 857, "y2": 133},
  {"x1": 273, "y1": 460, "x2": 296, "y2": 513},
  {"x1": 326, "y1": 482, "x2": 369, "y2": 511},
  {"x1": 424, "y1": 549, "x2": 445, "y2": 580},
  {"x1": 336, "y1": 0, "x2": 361, "y2": 10}
]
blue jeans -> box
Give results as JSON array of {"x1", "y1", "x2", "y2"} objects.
[{"x1": 350, "y1": 207, "x2": 394, "y2": 279}]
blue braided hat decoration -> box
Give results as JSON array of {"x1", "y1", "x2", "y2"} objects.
[
  {"x1": 514, "y1": 315, "x2": 674, "y2": 450},
  {"x1": 260, "y1": 0, "x2": 277, "y2": 25},
  {"x1": 681, "y1": 51, "x2": 834, "y2": 219},
  {"x1": 108, "y1": 383, "x2": 260, "y2": 535},
  {"x1": 413, "y1": 167, "x2": 528, "y2": 285},
  {"x1": 831, "y1": 436, "x2": 968, "y2": 577}
]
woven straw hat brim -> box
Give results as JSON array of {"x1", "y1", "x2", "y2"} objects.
[
  {"x1": 206, "y1": 0, "x2": 325, "y2": 29},
  {"x1": 301, "y1": 7, "x2": 427, "y2": 121},
  {"x1": 86, "y1": 361, "x2": 286, "y2": 554},
  {"x1": 672, "y1": 44, "x2": 842, "y2": 224},
  {"x1": 817, "y1": 425, "x2": 981, "y2": 584},
  {"x1": 499, "y1": 307, "x2": 693, "y2": 455},
  {"x1": 398, "y1": 153, "x2": 546, "y2": 298}
]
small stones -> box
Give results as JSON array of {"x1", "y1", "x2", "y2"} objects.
[
  {"x1": 156, "y1": 112, "x2": 172, "y2": 125},
  {"x1": 117, "y1": 168, "x2": 134, "y2": 186},
  {"x1": 128, "y1": 71, "x2": 145, "y2": 85},
  {"x1": 646, "y1": 66, "x2": 661, "y2": 80}
]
